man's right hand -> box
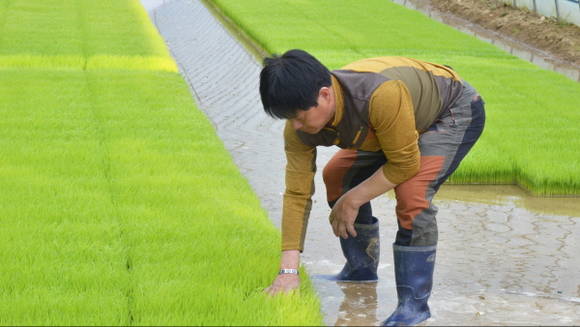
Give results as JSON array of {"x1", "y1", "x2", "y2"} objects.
[
  {"x1": 265, "y1": 250, "x2": 301, "y2": 296},
  {"x1": 264, "y1": 273, "x2": 300, "y2": 296}
]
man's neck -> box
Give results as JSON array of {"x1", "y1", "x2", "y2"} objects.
[{"x1": 328, "y1": 74, "x2": 344, "y2": 127}]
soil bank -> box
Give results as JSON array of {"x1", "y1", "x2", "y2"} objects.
[{"x1": 432, "y1": 0, "x2": 580, "y2": 67}]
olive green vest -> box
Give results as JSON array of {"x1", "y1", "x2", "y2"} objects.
[{"x1": 296, "y1": 70, "x2": 387, "y2": 149}]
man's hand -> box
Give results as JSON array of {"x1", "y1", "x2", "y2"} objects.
[
  {"x1": 264, "y1": 273, "x2": 300, "y2": 296},
  {"x1": 329, "y1": 168, "x2": 397, "y2": 239},
  {"x1": 329, "y1": 194, "x2": 359, "y2": 239},
  {"x1": 265, "y1": 250, "x2": 300, "y2": 296}
]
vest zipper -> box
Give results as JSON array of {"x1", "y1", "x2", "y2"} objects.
[{"x1": 351, "y1": 129, "x2": 363, "y2": 146}]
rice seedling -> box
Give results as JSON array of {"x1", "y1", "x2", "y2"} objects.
[
  {"x1": 0, "y1": 0, "x2": 167, "y2": 57},
  {"x1": 0, "y1": 0, "x2": 324, "y2": 325},
  {"x1": 211, "y1": 0, "x2": 580, "y2": 195},
  {"x1": 0, "y1": 55, "x2": 177, "y2": 72},
  {"x1": 0, "y1": 0, "x2": 175, "y2": 72}
]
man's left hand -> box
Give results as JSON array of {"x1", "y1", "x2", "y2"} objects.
[{"x1": 329, "y1": 194, "x2": 359, "y2": 239}]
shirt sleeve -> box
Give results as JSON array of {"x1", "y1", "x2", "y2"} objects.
[
  {"x1": 282, "y1": 120, "x2": 317, "y2": 252},
  {"x1": 369, "y1": 80, "x2": 420, "y2": 185}
]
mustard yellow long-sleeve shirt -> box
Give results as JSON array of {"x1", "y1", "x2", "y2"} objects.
[{"x1": 281, "y1": 56, "x2": 463, "y2": 251}]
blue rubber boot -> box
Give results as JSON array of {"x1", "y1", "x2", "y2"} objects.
[
  {"x1": 382, "y1": 244, "x2": 436, "y2": 326},
  {"x1": 335, "y1": 217, "x2": 380, "y2": 282}
]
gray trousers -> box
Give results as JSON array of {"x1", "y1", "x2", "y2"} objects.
[{"x1": 323, "y1": 82, "x2": 485, "y2": 246}]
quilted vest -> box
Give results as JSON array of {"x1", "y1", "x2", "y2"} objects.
[{"x1": 296, "y1": 70, "x2": 388, "y2": 149}]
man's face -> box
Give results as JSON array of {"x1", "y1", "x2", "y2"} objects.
[{"x1": 289, "y1": 87, "x2": 334, "y2": 134}]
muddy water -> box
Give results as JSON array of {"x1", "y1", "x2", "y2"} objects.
[
  {"x1": 306, "y1": 184, "x2": 580, "y2": 326},
  {"x1": 391, "y1": 0, "x2": 580, "y2": 82},
  {"x1": 142, "y1": 0, "x2": 580, "y2": 325}
]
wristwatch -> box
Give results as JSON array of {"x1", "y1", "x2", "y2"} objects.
[{"x1": 278, "y1": 268, "x2": 299, "y2": 275}]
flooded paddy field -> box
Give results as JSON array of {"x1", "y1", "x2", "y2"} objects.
[
  {"x1": 306, "y1": 184, "x2": 580, "y2": 325},
  {"x1": 142, "y1": 0, "x2": 580, "y2": 325}
]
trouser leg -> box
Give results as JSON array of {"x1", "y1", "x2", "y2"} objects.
[
  {"x1": 394, "y1": 84, "x2": 486, "y2": 246},
  {"x1": 323, "y1": 149, "x2": 386, "y2": 282},
  {"x1": 384, "y1": 82, "x2": 486, "y2": 326},
  {"x1": 323, "y1": 149, "x2": 386, "y2": 223}
]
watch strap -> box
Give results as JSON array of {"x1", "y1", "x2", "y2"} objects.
[{"x1": 278, "y1": 268, "x2": 299, "y2": 275}]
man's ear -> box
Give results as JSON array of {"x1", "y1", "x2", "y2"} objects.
[{"x1": 319, "y1": 86, "x2": 331, "y2": 100}]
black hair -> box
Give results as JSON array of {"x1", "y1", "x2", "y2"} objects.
[{"x1": 259, "y1": 49, "x2": 331, "y2": 119}]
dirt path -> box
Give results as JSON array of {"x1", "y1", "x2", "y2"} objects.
[{"x1": 431, "y1": 0, "x2": 580, "y2": 66}]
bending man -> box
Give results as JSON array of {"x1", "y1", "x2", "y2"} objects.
[{"x1": 259, "y1": 49, "x2": 485, "y2": 326}]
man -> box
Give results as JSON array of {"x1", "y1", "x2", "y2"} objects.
[{"x1": 259, "y1": 49, "x2": 485, "y2": 326}]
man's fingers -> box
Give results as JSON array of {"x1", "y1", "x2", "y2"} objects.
[
  {"x1": 346, "y1": 223, "x2": 357, "y2": 238},
  {"x1": 329, "y1": 211, "x2": 338, "y2": 236},
  {"x1": 337, "y1": 223, "x2": 348, "y2": 239},
  {"x1": 266, "y1": 286, "x2": 280, "y2": 296},
  {"x1": 265, "y1": 285, "x2": 296, "y2": 297},
  {"x1": 331, "y1": 219, "x2": 338, "y2": 237},
  {"x1": 329, "y1": 211, "x2": 335, "y2": 224}
]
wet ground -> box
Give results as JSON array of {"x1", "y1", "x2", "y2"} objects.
[
  {"x1": 141, "y1": 0, "x2": 580, "y2": 325},
  {"x1": 307, "y1": 185, "x2": 580, "y2": 326}
]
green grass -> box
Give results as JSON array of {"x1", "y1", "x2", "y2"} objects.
[
  {"x1": 0, "y1": 0, "x2": 323, "y2": 325},
  {"x1": 211, "y1": 0, "x2": 580, "y2": 195}
]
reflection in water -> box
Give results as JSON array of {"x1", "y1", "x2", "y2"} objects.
[
  {"x1": 411, "y1": 184, "x2": 580, "y2": 217},
  {"x1": 308, "y1": 186, "x2": 580, "y2": 326},
  {"x1": 335, "y1": 282, "x2": 379, "y2": 326}
]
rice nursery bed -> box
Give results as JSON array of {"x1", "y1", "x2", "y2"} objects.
[
  {"x1": 211, "y1": 0, "x2": 580, "y2": 196},
  {"x1": 0, "y1": 0, "x2": 323, "y2": 325}
]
